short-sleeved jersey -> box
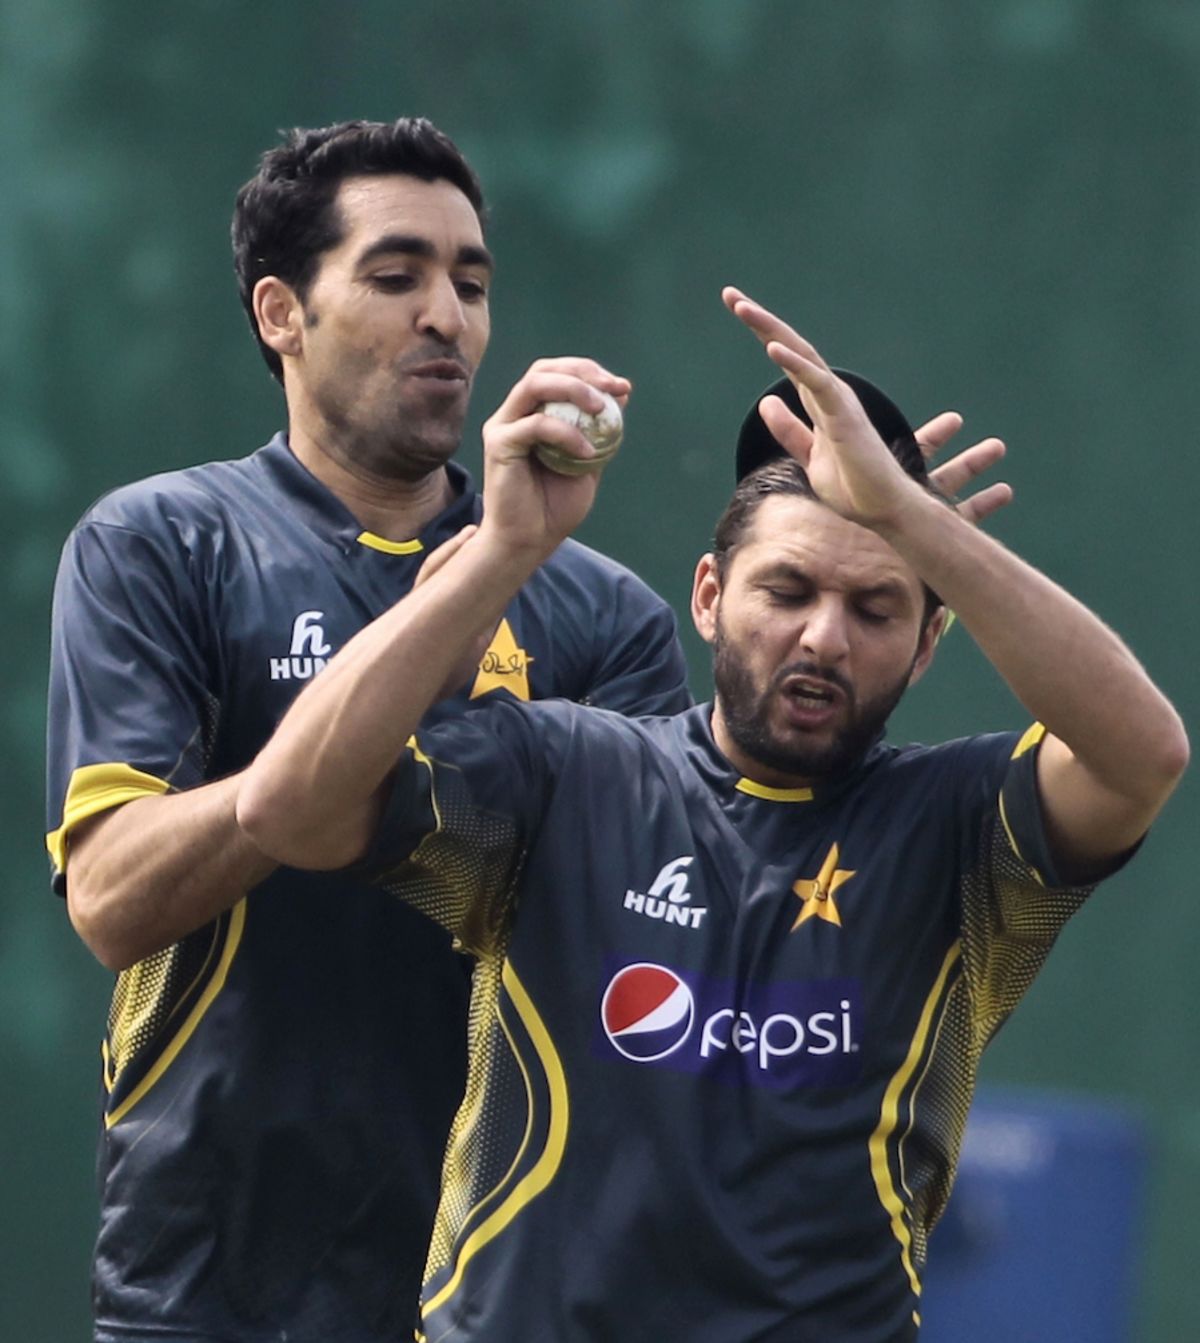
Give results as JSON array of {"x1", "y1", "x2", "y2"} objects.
[
  {"x1": 45, "y1": 434, "x2": 689, "y2": 1343},
  {"x1": 367, "y1": 701, "x2": 1100, "y2": 1343}
]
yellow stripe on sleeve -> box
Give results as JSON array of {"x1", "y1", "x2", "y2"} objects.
[{"x1": 46, "y1": 763, "x2": 171, "y2": 874}]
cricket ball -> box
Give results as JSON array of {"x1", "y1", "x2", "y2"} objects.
[{"x1": 535, "y1": 392, "x2": 624, "y2": 476}]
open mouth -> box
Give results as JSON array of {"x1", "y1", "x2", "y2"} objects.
[
  {"x1": 782, "y1": 676, "x2": 842, "y2": 707},
  {"x1": 777, "y1": 675, "x2": 846, "y2": 730}
]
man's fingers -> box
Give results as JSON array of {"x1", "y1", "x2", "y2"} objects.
[
  {"x1": 413, "y1": 526, "x2": 478, "y2": 589},
  {"x1": 495, "y1": 359, "x2": 631, "y2": 424},
  {"x1": 724, "y1": 285, "x2": 802, "y2": 346},
  {"x1": 484, "y1": 405, "x2": 599, "y2": 473},
  {"x1": 758, "y1": 395, "x2": 815, "y2": 464},
  {"x1": 724, "y1": 287, "x2": 828, "y2": 371},
  {"x1": 915, "y1": 411, "x2": 964, "y2": 458},
  {"x1": 928, "y1": 438, "x2": 1006, "y2": 498},
  {"x1": 764, "y1": 339, "x2": 862, "y2": 433},
  {"x1": 955, "y1": 482, "x2": 1013, "y2": 526}
]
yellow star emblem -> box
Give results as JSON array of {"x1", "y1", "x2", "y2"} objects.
[
  {"x1": 791, "y1": 843, "x2": 856, "y2": 931},
  {"x1": 470, "y1": 618, "x2": 534, "y2": 701}
]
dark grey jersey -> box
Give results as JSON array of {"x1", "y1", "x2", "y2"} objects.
[
  {"x1": 369, "y1": 702, "x2": 1099, "y2": 1343},
  {"x1": 46, "y1": 436, "x2": 690, "y2": 1343}
]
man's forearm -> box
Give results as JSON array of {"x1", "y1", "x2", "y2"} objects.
[
  {"x1": 877, "y1": 487, "x2": 1187, "y2": 808},
  {"x1": 237, "y1": 530, "x2": 545, "y2": 870},
  {"x1": 67, "y1": 773, "x2": 277, "y2": 971}
]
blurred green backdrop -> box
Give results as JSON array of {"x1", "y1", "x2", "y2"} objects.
[{"x1": 4, "y1": 2, "x2": 1197, "y2": 1339}]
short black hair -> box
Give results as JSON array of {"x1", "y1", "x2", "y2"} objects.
[
  {"x1": 231, "y1": 117, "x2": 486, "y2": 381},
  {"x1": 712, "y1": 454, "x2": 948, "y2": 625}
]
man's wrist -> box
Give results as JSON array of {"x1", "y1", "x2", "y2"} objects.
[
  {"x1": 868, "y1": 476, "x2": 957, "y2": 546},
  {"x1": 473, "y1": 520, "x2": 559, "y2": 575}
]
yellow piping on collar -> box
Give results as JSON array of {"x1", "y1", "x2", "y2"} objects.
[
  {"x1": 735, "y1": 778, "x2": 814, "y2": 802},
  {"x1": 356, "y1": 531, "x2": 424, "y2": 555}
]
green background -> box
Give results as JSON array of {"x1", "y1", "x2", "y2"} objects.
[{"x1": 4, "y1": 3, "x2": 1197, "y2": 1338}]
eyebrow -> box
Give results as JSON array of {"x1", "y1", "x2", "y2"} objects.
[
  {"x1": 356, "y1": 233, "x2": 494, "y2": 273},
  {"x1": 756, "y1": 563, "x2": 913, "y2": 605},
  {"x1": 853, "y1": 582, "x2": 913, "y2": 607}
]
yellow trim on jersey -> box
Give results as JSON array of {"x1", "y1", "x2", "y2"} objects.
[
  {"x1": 869, "y1": 940, "x2": 962, "y2": 1299},
  {"x1": 999, "y1": 723, "x2": 1048, "y2": 885},
  {"x1": 1011, "y1": 722, "x2": 1046, "y2": 760},
  {"x1": 104, "y1": 898, "x2": 247, "y2": 1128},
  {"x1": 735, "y1": 778, "x2": 814, "y2": 802},
  {"x1": 448, "y1": 993, "x2": 539, "y2": 1246},
  {"x1": 423, "y1": 961, "x2": 569, "y2": 1319},
  {"x1": 998, "y1": 792, "x2": 1046, "y2": 888},
  {"x1": 897, "y1": 962, "x2": 960, "y2": 1206},
  {"x1": 356, "y1": 530, "x2": 424, "y2": 555},
  {"x1": 408, "y1": 738, "x2": 444, "y2": 837},
  {"x1": 46, "y1": 763, "x2": 171, "y2": 874}
]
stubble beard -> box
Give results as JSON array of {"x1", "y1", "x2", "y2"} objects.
[
  {"x1": 712, "y1": 624, "x2": 912, "y2": 783},
  {"x1": 309, "y1": 337, "x2": 475, "y2": 484},
  {"x1": 351, "y1": 406, "x2": 468, "y2": 483}
]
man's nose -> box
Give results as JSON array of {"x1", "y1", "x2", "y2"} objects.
[
  {"x1": 798, "y1": 598, "x2": 850, "y2": 664},
  {"x1": 417, "y1": 275, "x2": 467, "y2": 344}
]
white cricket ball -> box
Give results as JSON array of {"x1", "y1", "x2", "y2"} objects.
[{"x1": 535, "y1": 392, "x2": 624, "y2": 476}]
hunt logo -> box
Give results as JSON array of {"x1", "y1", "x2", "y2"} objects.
[
  {"x1": 624, "y1": 856, "x2": 707, "y2": 931},
  {"x1": 270, "y1": 610, "x2": 333, "y2": 682}
]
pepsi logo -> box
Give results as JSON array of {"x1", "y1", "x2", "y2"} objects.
[{"x1": 600, "y1": 963, "x2": 695, "y2": 1062}]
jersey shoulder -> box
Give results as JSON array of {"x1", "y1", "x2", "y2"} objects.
[
  {"x1": 540, "y1": 535, "x2": 671, "y2": 609},
  {"x1": 866, "y1": 732, "x2": 1024, "y2": 788},
  {"x1": 79, "y1": 452, "x2": 266, "y2": 541}
]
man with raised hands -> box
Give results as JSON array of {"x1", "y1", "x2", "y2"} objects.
[{"x1": 236, "y1": 289, "x2": 1187, "y2": 1343}]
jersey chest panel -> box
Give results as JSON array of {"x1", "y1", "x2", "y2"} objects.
[
  {"x1": 506, "y1": 739, "x2": 965, "y2": 1136},
  {"x1": 195, "y1": 522, "x2": 559, "y2": 774}
]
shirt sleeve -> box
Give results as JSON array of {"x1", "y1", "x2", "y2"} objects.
[
  {"x1": 45, "y1": 518, "x2": 214, "y2": 894},
  {"x1": 360, "y1": 698, "x2": 560, "y2": 957},
  {"x1": 954, "y1": 724, "x2": 1118, "y2": 1051},
  {"x1": 578, "y1": 567, "x2": 692, "y2": 716}
]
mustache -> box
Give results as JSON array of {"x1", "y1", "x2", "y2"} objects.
[{"x1": 771, "y1": 659, "x2": 854, "y2": 701}]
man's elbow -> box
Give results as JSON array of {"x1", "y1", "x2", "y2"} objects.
[
  {"x1": 66, "y1": 881, "x2": 147, "y2": 974},
  {"x1": 1143, "y1": 709, "x2": 1190, "y2": 805},
  {"x1": 1114, "y1": 712, "x2": 1191, "y2": 837},
  {"x1": 1162, "y1": 720, "x2": 1190, "y2": 791}
]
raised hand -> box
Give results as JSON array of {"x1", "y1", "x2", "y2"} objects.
[{"x1": 723, "y1": 286, "x2": 920, "y2": 527}]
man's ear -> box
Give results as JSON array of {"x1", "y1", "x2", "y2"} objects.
[
  {"x1": 253, "y1": 276, "x2": 305, "y2": 362},
  {"x1": 907, "y1": 606, "x2": 947, "y2": 687},
  {"x1": 691, "y1": 553, "x2": 722, "y2": 646}
]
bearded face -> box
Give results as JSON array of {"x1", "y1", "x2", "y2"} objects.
[
  {"x1": 713, "y1": 620, "x2": 914, "y2": 781},
  {"x1": 695, "y1": 495, "x2": 940, "y2": 790}
]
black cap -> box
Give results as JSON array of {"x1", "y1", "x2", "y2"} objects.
[{"x1": 735, "y1": 369, "x2": 917, "y2": 481}]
